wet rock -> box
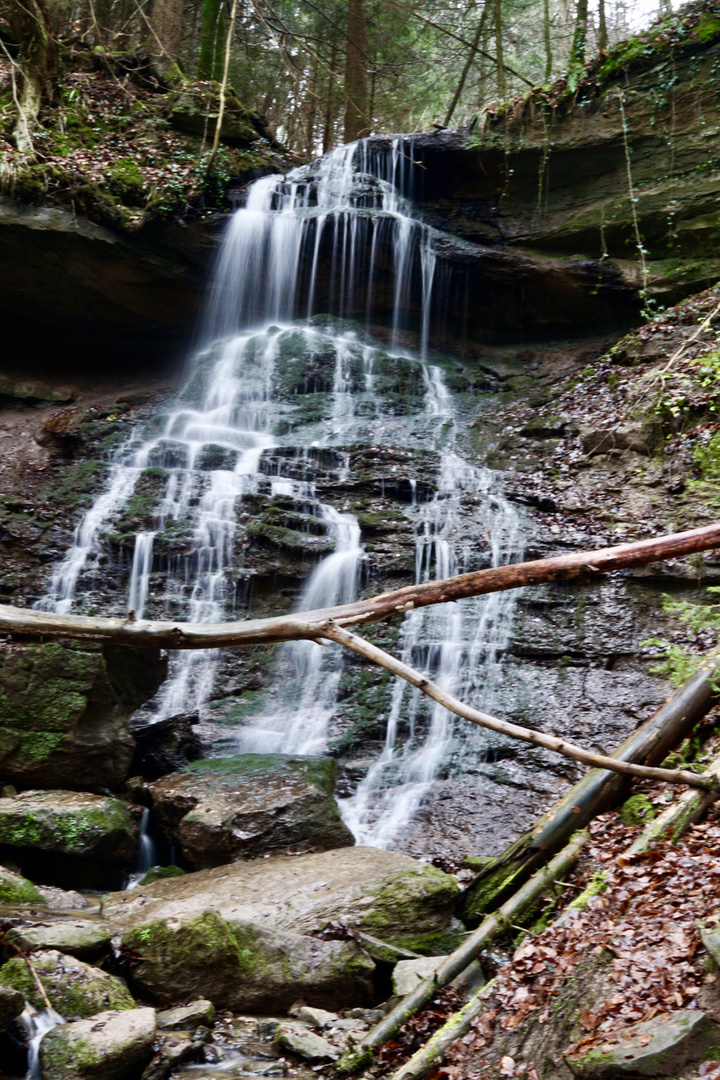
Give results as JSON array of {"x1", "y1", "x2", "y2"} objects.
[
  {"x1": 39, "y1": 885, "x2": 96, "y2": 911},
  {"x1": 39, "y1": 1006, "x2": 157, "y2": 1080},
  {"x1": 121, "y1": 909, "x2": 374, "y2": 1012},
  {"x1": 5, "y1": 920, "x2": 113, "y2": 961},
  {"x1": 101, "y1": 846, "x2": 459, "y2": 955},
  {"x1": 580, "y1": 421, "x2": 660, "y2": 456},
  {"x1": 0, "y1": 949, "x2": 135, "y2": 1019},
  {"x1": 275, "y1": 1020, "x2": 339, "y2": 1061},
  {"x1": 392, "y1": 956, "x2": 447, "y2": 995},
  {"x1": 130, "y1": 713, "x2": 202, "y2": 780},
  {"x1": 0, "y1": 864, "x2": 45, "y2": 905},
  {"x1": 0, "y1": 640, "x2": 164, "y2": 791},
  {"x1": 564, "y1": 1009, "x2": 720, "y2": 1078},
  {"x1": 138, "y1": 865, "x2": 185, "y2": 885},
  {"x1": 0, "y1": 377, "x2": 75, "y2": 405},
  {"x1": 156, "y1": 1000, "x2": 216, "y2": 1030},
  {"x1": 143, "y1": 755, "x2": 354, "y2": 868}
]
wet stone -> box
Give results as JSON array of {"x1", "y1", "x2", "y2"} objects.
[
  {"x1": 565, "y1": 1009, "x2": 720, "y2": 1078},
  {"x1": 156, "y1": 1000, "x2": 216, "y2": 1030},
  {"x1": 274, "y1": 1020, "x2": 339, "y2": 1061},
  {"x1": 5, "y1": 919, "x2": 113, "y2": 961}
]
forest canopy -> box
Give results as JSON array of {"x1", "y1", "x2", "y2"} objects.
[{"x1": 0, "y1": 0, "x2": 673, "y2": 160}]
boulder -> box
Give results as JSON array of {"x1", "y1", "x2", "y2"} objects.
[
  {"x1": 39, "y1": 1007, "x2": 156, "y2": 1080},
  {"x1": 0, "y1": 790, "x2": 138, "y2": 890},
  {"x1": 0, "y1": 949, "x2": 135, "y2": 1019},
  {"x1": 0, "y1": 640, "x2": 165, "y2": 790},
  {"x1": 130, "y1": 713, "x2": 202, "y2": 780},
  {"x1": 144, "y1": 755, "x2": 354, "y2": 868},
  {"x1": 565, "y1": 1009, "x2": 720, "y2": 1078},
  {"x1": 121, "y1": 909, "x2": 374, "y2": 1012},
  {"x1": 5, "y1": 919, "x2": 113, "y2": 961},
  {"x1": 101, "y1": 846, "x2": 459, "y2": 954}
]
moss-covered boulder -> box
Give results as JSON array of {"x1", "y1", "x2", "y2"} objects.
[
  {"x1": 0, "y1": 640, "x2": 165, "y2": 790},
  {"x1": 122, "y1": 909, "x2": 373, "y2": 1012},
  {"x1": 144, "y1": 754, "x2": 354, "y2": 868},
  {"x1": 0, "y1": 790, "x2": 137, "y2": 875},
  {"x1": 0, "y1": 864, "x2": 45, "y2": 906},
  {"x1": 102, "y1": 846, "x2": 459, "y2": 955},
  {"x1": 0, "y1": 949, "x2": 135, "y2": 1019},
  {"x1": 39, "y1": 1007, "x2": 156, "y2": 1080}
]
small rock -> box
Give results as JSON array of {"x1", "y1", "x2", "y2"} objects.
[
  {"x1": 257, "y1": 1018, "x2": 284, "y2": 1038},
  {"x1": 345, "y1": 1007, "x2": 385, "y2": 1022},
  {"x1": 130, "y1": 713, "x2": 202, "y2": 781},
  {"x1": 565, "y1": 1009, "x2": 720, "y2": 1078},
  {"x1": 39, "y1": 1007, "x2": 156, "y2": 1080},
  {"x1": 0, "y1": 949, "x2": 135, "y2": 1020},
  {"x1": 392, "y1": 956, "x2": 447, "y2": 996},
  {"x1": 156, "y1": 1000, "x2": 216, "y2": 1030},
  {"x1": 294, "y1": 1005, "x2": 339, "y2": 1027},
  {"x1": 275, "y1": 1020, "x2": 339, "y2": 1061}
]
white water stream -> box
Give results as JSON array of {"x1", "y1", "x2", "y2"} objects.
[{"x1": 37, "y1": 138, "x2": 523, "y2": 847}]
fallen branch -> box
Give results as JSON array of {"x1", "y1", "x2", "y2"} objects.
[
  {"x1": 3, "y1": 523, "x2": 720, "y2": 648},
  {"x1": 317, "y1": 620, "x2": 713, "y2": 790},
  {"x1": 460, "y1": 651, "x2": 720, "y2": 925},
  {"x1": 336, "y1": 832, "x2": 588, "y2": 1076}
]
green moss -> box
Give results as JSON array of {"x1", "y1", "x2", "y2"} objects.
[
  {"x1": 566, "y1": 871, "x2": 609, "y2": 913},
  {"x1": 697, "y1": 14, "x2": 720, "y2": 42},
  {"x1": 354, "y1": 868, "x2": 458, "y2": 953},
  {"x1": 620, "y1": 793, "x2": 656, "y2": 826}
]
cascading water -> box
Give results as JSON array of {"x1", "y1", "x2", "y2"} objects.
[{"x1": 36, "y1": 137, "x2": 524, "y2": 850}]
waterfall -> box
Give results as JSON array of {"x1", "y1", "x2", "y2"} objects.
[
  {"x1": 36, "y1": 138, "x2": 525, "y2": 850},
  {"x1": 21, "y1": 1004, "x2": 65, "y2": 1079}
]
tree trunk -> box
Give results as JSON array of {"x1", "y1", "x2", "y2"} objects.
[
  {"x1": 598, "y1": 0, "x2": 608, "y2": 52},
  {"x1": 198, "y1": 0, "x2": 225, "y2": 80},
  {"x1": 5, "y1": 0, "x2": 57, "y2": 154},
  {"x1": 544, "y1": 0, "x2": 553, "y2": 78},
  {"x1": 150, "y1": 0, "x2": 185, "y2": 66},
  {"x1": 570, "y1": 0, "x2": 589, "y2": 69},
  {"x1": 322, "y1": 40, "x2": 339, "y2": 153},
  {"x1": 343, "y1": 0, "x2": 370, "y2": 142},
  {"x1": 493, "y1": 0, "x2": 505, "y2": 99}
]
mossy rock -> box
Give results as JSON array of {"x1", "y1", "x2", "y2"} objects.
[
  {"x1": 0, "y1": 949, "x2": 135, "y2": 1019},
  {"x1": 139, "y1": 864, "x2": 186, "y2": 886},
  {"x1": 39, "y1": 1007, "x2": 157, "y2": 1080},
  {"x1": 619, "y1": 793, "x2": 656, "y2": 826},
  {"x1": 0, "y1": 864, "x2": 45, "y2": 906},
  {"x1": 0, "y1": 790, "x2": 137, "y2": 864},
  {"x1": 145, "y1": 754, "x2": 354, "y2": 868},
  {"x1": 122, "y1": 909, "x2": 374, "y2": 1011}
]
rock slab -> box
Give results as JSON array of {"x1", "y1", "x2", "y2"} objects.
[
  {"x1": 0, "y1": 790, "x2": 137, "y2": 864},
  {"x1": 39, "y1": 1007, "x2": 157, "y2": 1080},
  {"x1": 101, "y1": 845, "x2": 459, "y2": 954}
]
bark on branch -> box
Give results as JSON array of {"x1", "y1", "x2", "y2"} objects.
[{"x1": 3, "y1": 523, "x2": 720, "y2": 648}]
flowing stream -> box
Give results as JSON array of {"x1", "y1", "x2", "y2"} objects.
[{"x1": 37, "y1": 138, "x2": 524, "y2": 848}]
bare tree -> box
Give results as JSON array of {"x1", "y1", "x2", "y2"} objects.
[{"x1": 3, "y1": 0, "x2": 57, "y2": 154}]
